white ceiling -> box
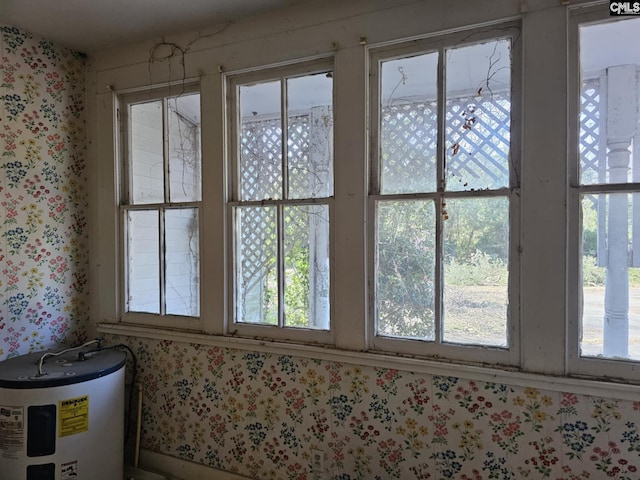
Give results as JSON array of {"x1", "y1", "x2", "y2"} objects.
[{"x1": 0, "y1": 0, "x2": 318, "y2": 53}]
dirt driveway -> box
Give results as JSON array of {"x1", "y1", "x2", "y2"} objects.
[
  {"x1": 444, "y1": 285, "x2": 640, "y2": 360},
  {"x1": 582, "y1": 286, "x2": 640, "y2": 359}
]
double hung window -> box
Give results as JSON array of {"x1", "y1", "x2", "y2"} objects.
[
  {"x1": 369, "y1": 27, "x2": 520, "y2": 362},
  {"x1": 119, "y1": 85, "x2": 202, "y2": 328},
  {"x1": 227, "y1": 60, "x2": 334, "y2": 342},
  {"x1": 570, "y1": 13, "x2": 640, "y2": 377},
  {"x1": 110, "y1": 8, "x2": 640, "y2": 384}
]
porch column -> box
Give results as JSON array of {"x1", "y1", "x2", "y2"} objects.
[
  {"x1": 604, "y1": 64, "x2": 637, "y2": 357},
  {"x1": 309, "y1": 106, "x2": 332, "y2": 329}
]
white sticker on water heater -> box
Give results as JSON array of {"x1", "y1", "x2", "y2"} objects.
[
  {"x1": 61, "y1": 460, "x2": 78, "y2": 479},
  {"x1": 0, "y1": 406, "x2": 24, "y2": 459}
]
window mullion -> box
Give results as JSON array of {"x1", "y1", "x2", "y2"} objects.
[
  {"x1": 279, "y1": 77, "x2": 288, "y2": 328},
  {"x1": 277, "y1": 204, "x2": 285, "y2": 328},
  {"x1": 159, "y1": 207, "x2": 166, "y2": 316},
  {"x1": 230, "y1": 81, "x2": 240, "y2": 202},
  {"x1": 163, "y1": 97, "x2": 171, "y2": 203},
  {"x1": 371, "y1": 57, "x2": 382, "y2": 197},
  {"x1": 161, "y1": 97, "x2": 170, "y2": 317},
  {"x1": 121, "y1": 106, "x2": 132, "y2": 205},
  {"x1": 435, "y1": 45, "x2": 446, "y2": 344},
  {"x1": 437, "y1": 45, "x2": 446, "y2": 193},
  {"x1": 281, "y1": 77, "x2": 289, "y2": 200}
]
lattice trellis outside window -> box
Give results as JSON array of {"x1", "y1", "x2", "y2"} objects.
[
  {"x1": 580, "y1": 78, "x2": 603, "y2": 185},
  {"x1": 370, "y1": 38, "x2": 624, "y2": 353},
  {"x1": 380, "y1": 101, "x2": 438, "y2": 194},
  {"x1": 227, "y1": 34, "x2": 610, "y2": 350},
  {"x1": 229, "y1": 64, "x2": 333, "y2": 335},
  {"x1": 371, "y1": 30, "x2": 518, "y2": 355},
  {"x1": 446, "y1": 94, "x2": 511, "y2": 190},
  {"x1": 579, "y1": 75, "x2": 640, "y2": 269},
  {"x1": 380, "y1": 93, "x2": 511, "y2": 194},
  {"x1": 576, "y1": 17, "x2": 640, "y2": 362},
  {"x1": 579, "y1": 77, "x2": 608, "y2": 267},
  {"x1": 237, "y1": 112, "x2": 331, "y2": 326}
]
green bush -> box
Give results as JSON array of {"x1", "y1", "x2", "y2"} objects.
[
  {"x1": 582, "y1": 255, "x2": 606, "y2": 286},
  {"x1": 445, "y1": 251, "x2": 508, "y2": 286}
]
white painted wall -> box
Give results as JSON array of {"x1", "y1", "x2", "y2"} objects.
[{"x1": 126, "y1": 100, "x2": 201, "y2": 317}]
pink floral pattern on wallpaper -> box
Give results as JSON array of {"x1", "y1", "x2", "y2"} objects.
[
  {"x1": 3, "y1": 21, "x2": 638, "y2": 480},
  {"x1": 0, "y1": 25, "x2": 88, "y2": 359},
  {"x1": 116, "y1": 337, "x2": 640, "y2": 480}
]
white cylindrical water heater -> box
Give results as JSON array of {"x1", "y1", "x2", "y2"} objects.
[{"x1": 0, "y1": 348, "x2": 126, "y2": 480}]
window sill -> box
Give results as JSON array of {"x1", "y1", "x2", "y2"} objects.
[{"x1": 97, "y1": 322, "x2": 640, "y2": 401}]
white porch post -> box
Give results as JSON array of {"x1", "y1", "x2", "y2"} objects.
[
  {"x1": 603, "y1": 65, "x2": 637, "y2": 357},
  {"x1": 309, "y1": 106, "x2": 332, "y2": 329}
]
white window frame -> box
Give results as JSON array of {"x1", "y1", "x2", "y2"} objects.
[
  {"x1": 118, "y1": 83, "x2": 203, "y2": 331},
  {"x1": 92, "y1": 1, "x2": 640, "y2": 387},
  {"x1": 568, "y1": 6, "x2": 640, "y2": 380},
  {"x1": 367, "y1": 24, "x2": 522, "y2": 366},
  {"x1": 225, "y1": 58, "x2": 336, "y2": 345}
]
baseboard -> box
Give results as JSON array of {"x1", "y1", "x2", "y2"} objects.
[
  {"x1": 139, "y1": 449, "x2": 253, "y2": 480},
  {"x1": 124, "y1": 464, "x2": 168, "y2": 480}
]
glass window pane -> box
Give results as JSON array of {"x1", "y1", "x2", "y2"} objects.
[
  {"x1": 579, "y1": 78, "x2": 603, "y2": 185},
  {"x1": 581, "y1": 193, "x2": 640, "y2": 360},
  {"x1": 130, "y1": 101, "x2": 164, "y2": 204},
  {"x1": 376, "y1": 200, "x2": 435, "y2": 339},
  {"x1": 168, "y1": 94, "x2": 201, "y2": 203},
  {"x1": 380, "y1": 53, "x2": 438, "y2": 194},
  {"x1": 239, "y1": 81, "x2": 282, "y2": 201},
  {"x1": 234, "y1": 206, "x2": 278, "y2": 325},
  {"x1": 127, "y1": 210, "x2": 159, "y2": 313},
  {"x1": 445, "y1": 39, "x2": 511, "y2": 191},
  {"x1": 283, "y1": 205, "x2": 330, "y2": 329},
  {"x1": 287, "y1": 73, "x2": 334, "y2": 199},
  {"x1": 443, "y1": 197, "x2": 509, "y2": 346},
  {"x1": 165, "y1": 208, "x2": 200, "y2": 317},
  {"x1": 579, "y1": 18, "x2": 640, "y2": 185}
]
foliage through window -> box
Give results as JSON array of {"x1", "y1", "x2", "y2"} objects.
[
  {"x1": 371, "y1": 31, "x2": 516, "y2": 351},
  {"x1": 98, "y1": 7, "x2": 640, "y2": 385},
  {"x1": 577, "y1": 17, "x2": 640, "y2": 361},
  {"x1": 228, "y1": 62, "x2": 333, "y2": 337}
]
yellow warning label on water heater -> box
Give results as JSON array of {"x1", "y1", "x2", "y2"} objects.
[{"x1": 59, "y1": 395, "x2": 89, "y2": 437}]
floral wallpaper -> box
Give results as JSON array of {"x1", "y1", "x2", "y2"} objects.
[
  {"x1": 2, "y1": 21, "x2": 639, "y2": 480},
  {"x1": 0, "y1": 25, "x2": 88, "y2": 360},
  {"x1": 112, "y1": 336, "x2": 640, "y2": 480}
]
